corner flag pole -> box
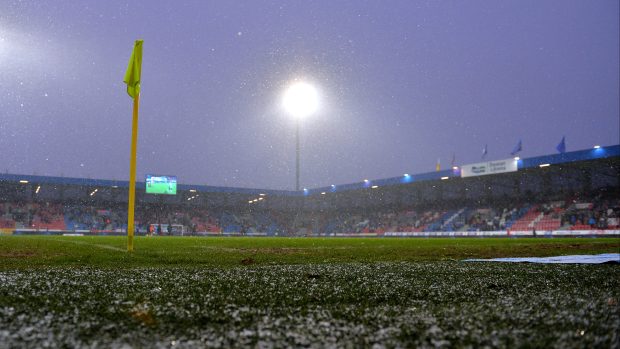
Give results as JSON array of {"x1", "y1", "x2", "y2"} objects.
[
  {"x1": 127, "y1": 93, "x2": 140, "y2": 252},
  {"x1": 124, "y1": 40, "x2": 143, "y2": 252}
]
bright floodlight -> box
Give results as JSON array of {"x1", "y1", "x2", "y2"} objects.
[{"x1": 282, "y1": 82, "x2": 319, "y2": 118}]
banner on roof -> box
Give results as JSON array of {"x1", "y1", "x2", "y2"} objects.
[{"x1": 460, "y1": 158, "x2": 518, "y2": 178}]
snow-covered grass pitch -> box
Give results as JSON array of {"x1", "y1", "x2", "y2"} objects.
[{"x1": 1, "y1": 236, "x2": 619, "y2": 347}]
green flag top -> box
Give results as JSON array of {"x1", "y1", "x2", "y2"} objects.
[{"x1": 123, "y1": 40, "x2": 143, "y2": 98}]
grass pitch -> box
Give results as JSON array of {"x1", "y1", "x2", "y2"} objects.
[
  {"x1": 0, "y1": 235, "x2": 618, "y2": 268},
  {"x1": 0, "y1": 236, "x2": 619, "y2": 348}
]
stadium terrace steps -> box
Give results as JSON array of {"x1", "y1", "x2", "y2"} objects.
[
  {"x1": 531, "y1": 212, "x2": 545, "y2": 228},
  {"x1": 534, "y1": 208, "x2": 565, "y2": 231},
  {"x1": 499, "y1": 208, "x2": 516, "y2": 229},
  {"x1": 424, "y1": 211, "x2": 452, "y2": 232},
  {"x1": 503, "y1": 206, "x2": 528, "y2": 230},
  {"x1": 508, "y1": 206, "x2": 540, "y2": 231},
  {"x1": 507, "y1": 205, "x2": 566, "y2": 232},
  {"x1": 441, "y1": 208, "x2": 466, "y2": 231},
  {"x1": 454, "y1": 208, "x2": 475, "y2": 232},
  {"x1": 534, "y1": 219, "x2": 562, "y2": 231}
]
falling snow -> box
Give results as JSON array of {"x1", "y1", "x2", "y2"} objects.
[{"x1": 0, "y1": 1, "x2": 617, "y2": 189}]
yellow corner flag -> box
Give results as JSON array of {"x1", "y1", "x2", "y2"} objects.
[
  {"x1": 124, "y1": 40, "x2": 143, "y2": 99},
  {"x1": 124, "y1": 40, "x2": 143, "y2": 252},
  {"x1": 436, "y1": 158, "x2": 441, "y2": 172}
]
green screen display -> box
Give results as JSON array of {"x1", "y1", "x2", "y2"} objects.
[{"x1": 145, "y1": 175, "x2": 177, "y2": 195}]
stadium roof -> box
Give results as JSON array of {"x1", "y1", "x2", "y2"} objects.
[
  {"x1": 306, "y1": 144, "x2": 620, "y2": 195},
  {"x1": 1, "y1": 144, "x2": 618, "y2": 197}
]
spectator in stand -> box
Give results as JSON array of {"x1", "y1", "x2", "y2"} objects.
[{"x1": 588, "y1": 216, "x2": 596, "y2": 227}]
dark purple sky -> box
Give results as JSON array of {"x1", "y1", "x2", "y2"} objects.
[{"x1": 1, "y1": 0, "x2": 618, "y2": 190}]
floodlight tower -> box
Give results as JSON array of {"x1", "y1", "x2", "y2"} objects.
[{"x1": 282, "y1": 81, "x2": 319, "y2": 191}]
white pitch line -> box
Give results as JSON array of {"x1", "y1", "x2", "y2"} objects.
[{"x1": 50, "y1": 238, "x2": 126, "y2": 252}]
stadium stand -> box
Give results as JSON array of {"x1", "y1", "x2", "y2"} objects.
[
  {"x1": 0, "y1": 195, "x2": 618, "y2": 236},
  {"x1": 0, "y1": 145, "x2": 618, "y2": 236},
  {"x1": 562, "y1": 197, "x2": 620, "y2": 230}
]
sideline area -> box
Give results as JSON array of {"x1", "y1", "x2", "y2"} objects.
[{"x1": 5, "y1": 228, "x2": 620, "y2": 238}]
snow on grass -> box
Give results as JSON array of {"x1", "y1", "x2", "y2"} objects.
[{"x1": 1, "y1": 262, "x2": 618, "y2": 347}]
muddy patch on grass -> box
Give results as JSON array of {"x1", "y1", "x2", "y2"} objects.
[
  {"x1": 0, "y1": 251, "x2": 36, "y2": 258},
  {"x1": 240, "y1": 257, "x2": 256, "y2": 265},
  {"x1": 197, "y1": 246, "x2": 310, "y2": 255}
]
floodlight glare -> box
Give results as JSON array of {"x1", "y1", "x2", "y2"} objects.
[{"x1": 282, "y1": 81, "x2": 319, "y2": 118}]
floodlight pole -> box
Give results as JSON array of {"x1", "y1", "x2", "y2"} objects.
[{"x1": 295, "y1": 118, "x2": 300, "y2": 191}]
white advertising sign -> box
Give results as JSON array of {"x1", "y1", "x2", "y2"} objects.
[{"x1": 461, "y1": 158, "x2": 518, "y2": 178}]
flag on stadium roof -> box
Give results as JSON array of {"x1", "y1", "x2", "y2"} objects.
[
  {"x1": 510, "y1": 139, "x2": 522, "y2": 156},
  {"x1": 123, "y1": 40, "x2": 143, "y2": 99},
  {"x1": 482, "y1": 144, "x2": 488, "y2": 159},
  {"x1": 556, "y1": 136, "x2": 566, "y2": 154}
]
